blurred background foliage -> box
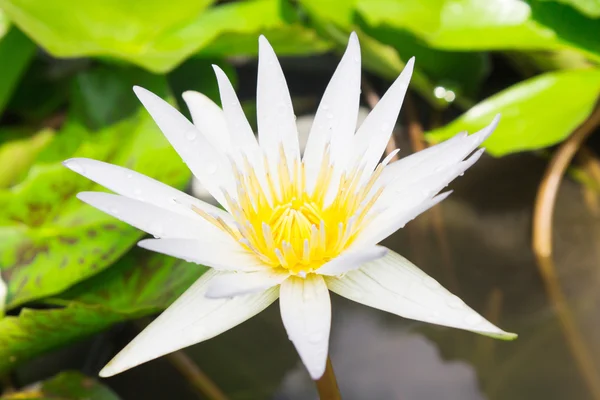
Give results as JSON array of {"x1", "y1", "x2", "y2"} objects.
[{"x1": 0, "y1": 0, "x2": 600, "y2": 398}]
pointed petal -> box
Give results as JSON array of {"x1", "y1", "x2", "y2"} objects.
[
  {"x1": 138, "y1": 238, "x2": 266, "y2": 272},
  {"x1": 63, "y1": 158, "x2": 232, "y2": 224},
  {"x1": 354, "y1": 145, "x2": 486, "y2": 248},
  {"x1": 205, "y1": 269, "x2": 290, "y2": 298},
  {"x1": 182, "y1": 91, "x2": 230, "y2": 152},
  {"x1": 99, "y1": 270, "x2": 279, "y2": 377},
  {"x1": 77, "y1": 192, "x2": 226, "y2": 240},
  {"x1": 303, "y1": 32, "x2": 361, "y2": 194},
  {"x1": 257, "y1": 35, "x2": 300, "y2": 168},
  {"x1": 376, "y1": 147, "x2": 484, "y2": 214},
  {"x1": 212, "y1": 66, "x2": 261, "y2": 158},
  {"x1": 325, "y1": 250, "x2": 516, "y2": 339},
  {"x1": 352, "y1": 57, "x2": 414, "y2": 182},
  {"x1": 213, "y1": 66, "x2": 272, "y2": 203},
  {"x1": 317, "y1": 246, "x2": 388, "y2": 276},
  {"x1": 280, "y1": 275, "x2": 331, "y2": 379},
  {"x1": 379, "y1": 115, "x2": 499, "y2": 187},
  {"x1": 353, "y1": 192, "x2": 452, "y2": 248},
  {"x1": 133, "y1": 86, "x2": 234, "y2": 208}
]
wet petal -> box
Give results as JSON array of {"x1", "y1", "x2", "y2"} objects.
[
  {"x1": 182, "y1": 90, "x2": 230, "y2": 152},
  {"x1": 325, "y1": 250, "x2": 517, "y2": 339},
  {"x1": 317, "y1": 246, "x2": 388, "y2": 276},
  {"x1": 77, "y1": 192, "x2": 224, "y2": 240},
  {"x1": 205, "y1": 269, "x2": 290, "y2": 298},
  {"x1": 99, "y1": 269, "x2": 279, "y2": 377},
  {"x1": 138, "y1": 238, "x2": 266, "y2": 272},
  {"x1": 303, "y1": 32, "x2": 361, "y2": 194},
  {"x1": 257, "y1": 35, "x2": 300, "y2": 169},
  {"x1": 352, "y1": 57, "x2": 414, "y2": 183},
  {"x1": 63, "y1": 158, "x2": 232, "y2": 223},
  {"x1": 133, "y1": 86, "x2": 234, "y2": 208},
  {"x1": 280, "y1": 274, "x2": 331, "y2": 379}
]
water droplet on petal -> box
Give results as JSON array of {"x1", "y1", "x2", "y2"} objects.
[
  {"x1": 326, "y1": 112, "x2": 334, "y2": 119},
  {"x1": 108, "y1": 206, "x2": 119, "y2": 215},
  {"x1": 447, "y1": 295, "x2": 464, "y2": 309},
  {"x1": 186, "y1": 130, "x2": 197, "y2": 141}
]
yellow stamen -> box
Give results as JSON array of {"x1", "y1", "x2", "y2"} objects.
[{"x1": 193, "y1": 145, "x2": 387, "y2": 274}]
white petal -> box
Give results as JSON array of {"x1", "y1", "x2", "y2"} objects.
[
  {"x1": 133, "y1": 86, "x2": 234, "y2": 208},
  {"x1": 138, "y1": 238, "x2": 266, "y2": 272},
  {"x1": 77, "y1": 192, "x2": 225, "y2": 240},
  {"x1": 317, "y1": 246, "x2": 388, "y2": 276},
  {"x1": 379, "y1": 115, "x2": 499, "y2": 187},
  {"x1": 0, "y1": 273, "x2": 7, "y2": 318},
  {"x1": 375, "y1": 147, "x2": 484, "y2": 215},
  {"x1": 280, "y1": 275, "x2": 331, "y2": 379},
  {"x1": 353, "y1": 192, "x2": 452, "y2": 249},
  {"x1": 99, "y1": 269, "x2": 279, "y2": 377},
  {"x1": 205, "y1": 269, "x2": 290, "y2": 298},
  {"x1": 212, "y1": 66, "x2": 272, "y2": 204},
  {"x1": 257, "y1": 35, "x2": 300, "y2": 169},
  {"x1": 303, "y1": 32, "x2": 361, "y2": 194},
  {"x1": 63, "y1": 158, "x2": 233, "y2": 224},
  {"x1": 354, "y1": 146, "x2": 485, "y2": 248},
  {"x1": 352, "y1": 57, "x2": 414, "y2": 182},
  {"x1": 212, "y1": 66, "x2": 261, "y2": 159},
  {"x1": 182, "y1": 91, "x2": 230, "y2": 152},
  {"x1": 325, "y1": 250, "x2": 516, "y2": 339}
]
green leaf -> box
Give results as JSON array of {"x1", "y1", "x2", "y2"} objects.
[
  {"x1": 70, "y1": 65, "x2": 168, "y2": 130},
  {"x1": 356, "y1": 0, "x2": 600, "y2": 62},
  {"x1": 1, "y1": 371, "x2": 120, "y2": 399},
  {"x1": 425, "y1": 69, "x2": 600, "y2": 156},
  {"x1": 358, "y1": 20, "x2": 489, "y2": 100},
  {"x1": 0, "y1": 26, "x2": 37, "y2": 115},
  {"x1": 0, "y1": 0, "x2": 330, "y2": 73},
  {"x1": 0, "y1": 107, "x2": 190, "y2": 308},
  {"x1": 536, "y1": 0, "x2": 600, "y2": 18},
  {"x1": 0, "y1": 250, "x2": 205, "y2": 373},
  {"x1": 0, "y1": 128, "x2": 54, "y2": 189}
]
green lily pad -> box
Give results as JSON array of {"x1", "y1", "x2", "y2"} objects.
[
  {"x1": 0, "y1": 0, "x2": 331, "y2": 73},
  {"x1": 0, "y1": 249, "x2": 205, "y2": 373},
  {"x1": 0, "y1": 105, "x2": 190, "y2": 308},
  {"x1": 0, "y1": 26, "x2": 36, "y2": 115},
  {"x1": 425, "y1": 69, "x2": 600, "y2": 156},
  {"x1": 1, "y1": 371, "x2": 120, "y2": 399},
  {"x1": 356, "y1": 0, "x2": 600, "y2": 63}
]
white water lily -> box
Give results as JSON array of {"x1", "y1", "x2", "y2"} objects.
[{"x1": 64, "y1": 33, "x2": 516, "y2": 380}]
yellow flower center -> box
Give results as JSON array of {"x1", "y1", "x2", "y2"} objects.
[{"x1": 194, "y1": 145, "x2": 386, "y2": 275}]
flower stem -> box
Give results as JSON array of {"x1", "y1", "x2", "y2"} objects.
[{"x1": 315, "y1": 357, "x2": 341, "y2": 400}]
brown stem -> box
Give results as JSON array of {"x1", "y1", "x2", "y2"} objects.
[
  {"x1": 577, "y1": 147, "x2": 600, "y2": 215},
  {"x1": 532, "y1": 102, "x2": 600, "y2": 400},
  {"x1": 315, "y1": 357, "x2": 342, "y2": 400},
  {"x1": 167, "y1": 352, "x2": 230, "y2": 400}
]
